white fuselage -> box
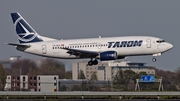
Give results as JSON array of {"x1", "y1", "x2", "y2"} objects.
[{"x1": 16, "y1": 36, "x2": 173, "y2": 60}]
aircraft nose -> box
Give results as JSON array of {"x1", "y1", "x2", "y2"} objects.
[{"x1": 167, "y1": 43, "x2": 173, "y2": 50}]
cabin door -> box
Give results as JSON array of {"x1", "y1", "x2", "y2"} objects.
[
  {"x1": 42, "y1": 45, "x2": 47, "y2": 54},
  {"x1": 146, "y1": 39, "x2": 151, "y2": 48}
]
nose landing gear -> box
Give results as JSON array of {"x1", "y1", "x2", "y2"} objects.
[
  {"x1": 88, "y1": 59, "x2": 98, "y2": 66},
  {"x1": 152, "y1": 53, "x2": 161, "y2": 62}
]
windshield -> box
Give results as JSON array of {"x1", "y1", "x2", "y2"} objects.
[{"x1": 156, "y1": 39, "x2": 165, "y2": 43}]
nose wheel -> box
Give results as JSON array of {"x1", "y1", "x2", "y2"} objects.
[
  {"x1": 152, "y1": 58, "x2": 156, "y2": 62},
  {"x1": 88, "y1": 59, "x2": 98, "y2": 66}
]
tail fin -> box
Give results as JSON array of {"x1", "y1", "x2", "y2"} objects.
[{"x1": 11, "y1": 12, "x2": 43, "y2": 43}]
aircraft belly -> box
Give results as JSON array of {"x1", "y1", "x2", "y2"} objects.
[
  {"x1": 116, "y1": 47, "x2": 145, "y2": 56},
  {"x1": 50, "y1": 50, "x2": 75, "y2": 58}
]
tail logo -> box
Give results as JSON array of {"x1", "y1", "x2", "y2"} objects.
[{"x1": 14, "y1": 18, "x2": 39, "y2": 42}]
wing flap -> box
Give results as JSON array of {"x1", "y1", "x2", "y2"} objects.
[{"x1": 61, "y1": 48, "x2": 99, "y2": 58}]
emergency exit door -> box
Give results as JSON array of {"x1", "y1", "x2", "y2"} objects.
[
  {"x1": 97, "y1": 43, "x2": 101, "y2": 49},
  {"x1": 146, "y1": 39, "x2": 151, "y2": 48}
]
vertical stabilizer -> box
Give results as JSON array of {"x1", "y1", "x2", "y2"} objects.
[{"x1": 11, "y1": 12, "x2": 43, "y2": 43}]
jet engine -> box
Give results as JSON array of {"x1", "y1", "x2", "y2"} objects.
[{"x1": 100, "y1": 51, "x2": 117, "y2": 61}]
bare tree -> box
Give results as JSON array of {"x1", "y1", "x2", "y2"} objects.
[
  {"x1": 0, "y1": 63, "x2": 6, "y2": 91},
  {"x1": 78, "y1": 70, "x2": 85, "y2": 79},
  {"x1": 65, "y1": 70, "x2": 72, "y2": 79},
  {"x1": 9, "y1": 59, "x2": 38, "y2": 75},
  {"x1": 90, "y1": 72, "x2": 98, "y2": 81},
  {"x1": 38, "y1": 58, "x2": 65, "y2": 79}
]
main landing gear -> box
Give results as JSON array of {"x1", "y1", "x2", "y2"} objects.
[
  {"x1": 88, "y1": 58, "x2": 98, "y2": 66},
  {"x1": 152, "y1": 57, "x2": 156, "y2": 62}
]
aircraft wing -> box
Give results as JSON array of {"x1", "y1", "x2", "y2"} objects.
[
  {"x1": 61, "y1": 48, "x2": 99, "y2": 58},
  {"x1": 6, "y1": 43, "x2": 31, "y2": 48}
]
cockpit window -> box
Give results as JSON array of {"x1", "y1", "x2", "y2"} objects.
[{"x1": 156, "y1": 39, "x2": 165, "y2": 43}]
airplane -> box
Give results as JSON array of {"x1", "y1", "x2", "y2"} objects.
[{"x1": 7, "y1": 12, "x2": 173, "y2": 66}]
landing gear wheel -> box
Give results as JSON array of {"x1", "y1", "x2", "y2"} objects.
[
  {"x1": 88, "y1": 61, "x2": 93, "y2": 66},
  {"x1": 93, "y1": 60, "x2": 98, "y2": 65},
  {"x1": 152, "y1": 58, "x2": 156, "y2": 62}
]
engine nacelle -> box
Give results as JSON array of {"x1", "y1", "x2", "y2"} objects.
[{"x1": 100, "y1": 51, "x2": 117, "y2": 61}]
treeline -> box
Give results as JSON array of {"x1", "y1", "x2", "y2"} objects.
[
  {"x1": 59, "y1": 68, "x2": 180, "y2": 91},
  {"x1": 112, "y1": 68, "x2": 178, "y2": 91},
  {"x1": 0, "y1": 63, "x2": 6, "y2": 91},
  {"x1": 4, "y1": 58, "x2": 72, "y2": 79},
  {"x1": 66, "y1": 67, "x2": 180, "y2": 91}
]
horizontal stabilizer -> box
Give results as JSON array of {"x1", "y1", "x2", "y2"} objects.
[{"x1": 6, "y1": 43, "x2": 31, "y2": 48}]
